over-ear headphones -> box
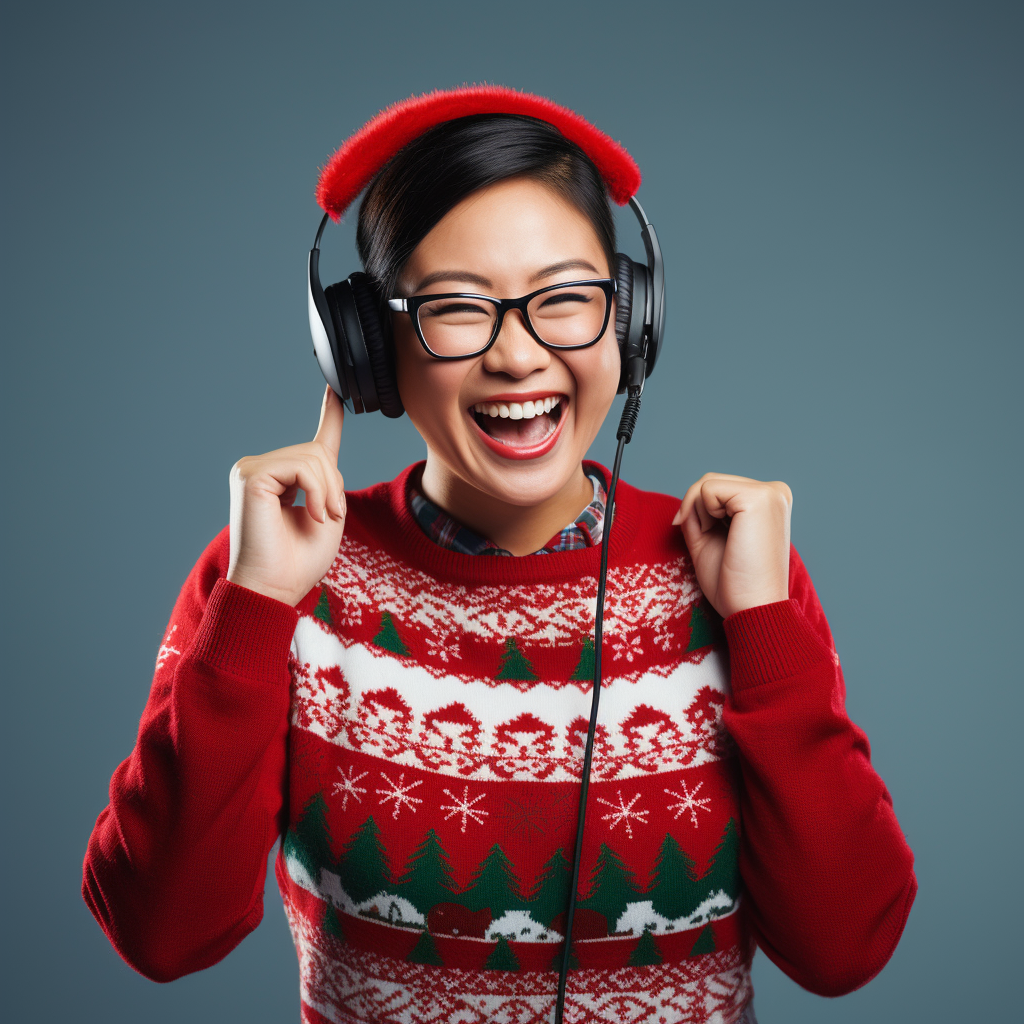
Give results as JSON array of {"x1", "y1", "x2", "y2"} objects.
[{"x1": 307, "y1": 195, "x2": 664, "y2": 415}]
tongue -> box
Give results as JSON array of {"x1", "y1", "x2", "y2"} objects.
[{"x1": 481, "y1": 412, "x2": 554, "y2": 447}]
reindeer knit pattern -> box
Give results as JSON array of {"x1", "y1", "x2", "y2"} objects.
[{"x1": 83, "y1": 462, "x2": 917, "y2": 1024}]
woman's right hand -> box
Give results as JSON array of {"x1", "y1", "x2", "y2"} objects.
[{"x1": 225, "y1": 385, "x2": 347, "y2": 607}]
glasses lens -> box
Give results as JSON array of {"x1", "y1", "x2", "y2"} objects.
[
  {"x1": 417, "y1": 297, "x2": 497, "y2": 356},
  {"x1": 527, "y1": 284, "x2": 608, "y2": 347}
]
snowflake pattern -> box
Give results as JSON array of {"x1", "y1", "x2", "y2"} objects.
[
  {"x1": 596, "y1": 790, "x2": 649, "y2": 839},
  {"x1": 424, "y1": 630, "x2": 460, "y2": 663},
  {"x1": 665, "y1": 780, "x2": 712, "y2": 827},
  {"x1": 156, "y1": 624, "x2": 181, "y2": 670},
  {"x1": 652, "y1": 623, "x2": 678, "y2": 652},
  {"x1": 375, "y1": 771, "x2": 424, "y2": 820},
  {"x1": 439, "y1": 785, "x2": 489, "y2": 833},
  {"x1": 331, "y1": 765, "x2": 368, "y2": 811},
  {"x1": 611, "y1": 633, "x2": 644, "y2": 663}
]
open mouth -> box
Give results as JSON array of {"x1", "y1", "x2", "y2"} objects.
[{"x1": 469, "y1": 395, "x2": 566, "y2": 458}]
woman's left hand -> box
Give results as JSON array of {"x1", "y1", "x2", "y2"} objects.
[{"x1": 672, "y1": 473, "x2": 793, "y2": 619}]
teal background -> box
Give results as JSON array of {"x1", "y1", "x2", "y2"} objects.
[{"x1": 2, "y1": 1, "x2": 1021, "y2": 1020}]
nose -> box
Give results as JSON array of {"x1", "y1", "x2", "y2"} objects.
[{"x1": 481, "y1": 309, "x2": 551, "y2": 378}]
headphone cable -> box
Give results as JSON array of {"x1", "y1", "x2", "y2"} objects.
[{"x1": 554, "y1": 384, "x2": 642, "y2": 1024}]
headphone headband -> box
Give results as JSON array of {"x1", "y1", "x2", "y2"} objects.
[{"x1": 315, "y1": 85, "x2": 642, "y2": 220}]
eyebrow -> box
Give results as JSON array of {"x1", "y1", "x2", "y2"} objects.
[{"x1": 411, "y1": 259, "x2": 603, "y2": 294}]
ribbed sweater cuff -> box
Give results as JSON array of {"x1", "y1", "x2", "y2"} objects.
[
  {"x1": 189, "y1": 578, "x2": 299, "y2": 681},
  {"x1": 723, "y1": 598, "x2": 835, "y2": 691}
]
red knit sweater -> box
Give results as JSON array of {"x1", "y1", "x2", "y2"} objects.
[{"x1": 83, "y1": 463, "x2": 916, "y2": 1023}]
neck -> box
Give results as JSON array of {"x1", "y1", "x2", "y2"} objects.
[{"x1": 419, "y1": 459, "x2": 594, "y2": 556}]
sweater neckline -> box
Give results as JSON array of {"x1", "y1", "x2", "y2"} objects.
[{"x1": 349, "y1": 461, "x2": 642, "y2": 586}]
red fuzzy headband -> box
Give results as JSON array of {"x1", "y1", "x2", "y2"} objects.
[{"x1": 315, "y1": 85, "x2": 641, "y2": 221}]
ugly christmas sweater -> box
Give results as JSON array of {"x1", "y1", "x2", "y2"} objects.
[{"x1": 83, "y1": 462, "x2": 917, "y2": 1024}]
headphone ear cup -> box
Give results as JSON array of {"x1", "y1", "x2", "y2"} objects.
[
  {"x1": 613, "y1": 253, "x2": 634, "y2": 349},
  {"x1": 349, "y1": 272, "x2": 404, "y2": 419},
  {"x1": 614, "y1": 253, "x2": 649, "y2": 392}
]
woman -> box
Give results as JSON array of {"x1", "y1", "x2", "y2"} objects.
[{"x1": 83, "y1": 88, "x2": 916, "y2": 1024}]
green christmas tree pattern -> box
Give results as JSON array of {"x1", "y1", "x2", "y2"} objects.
[
  {"x1": 528, "y1": 849, "x2": 572, "y2": 927},
  {"x1": 462, "y1": 844, "x2": 530, "y2": 914},
  {"x1": 569, "y1": 637, "x2": 595, "y2": 681},
  {"x1": 313, "y1": 589, "x2": 332, "y2": 626},
  {"x1": 686, "y1": 600, "x2": 724, "y2": 652},
  {"x1": 322, "y1": 904, "x2": 345, "y2": 941},
  {"x1": 700, "y1": 817, "x2": 740, "y2": 902},
  {"x1": 628, "y1": 928, "x2": 663, "y2": 966},
  {"x1": 689, "y1": 923, "x2": 716, "y2": 955},
  {"x1": 550, "y1": 946, "x2": 580, "y2": 971},
  {"x1": 395, "y1": 829, "x2": 458, "y2": 916},
  {"x1": 579, "y1": 844, "x2": 642, "y2": 931},
  {"x1": 495, "y1": 637, "x2": 537, "y2": 681},
  {"x1": 339, "y1": 816, "x2": 391, "y2": 904},
  {"x1": 407, "y1": 930, "x2": 444, "y2": 966},
  {"x1": 648, "y1": 834, "x2": 704, "y2": 920},
  {"x1": 284, "y1": 793, "x2": 336, "y2": 881},
  {"x1": 484, "y1": 935, "x2": 521, "y2": 971},
  {"x1": 373, "y1": 610, "x2": 409, "y2": 655}
]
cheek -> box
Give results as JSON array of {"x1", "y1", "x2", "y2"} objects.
[
  {"x1": 575, "y1": 335, "x2": 622, "y2": 414},
  {"x1": 394, "y1": 324, "x2": 468, "y2": 439}
]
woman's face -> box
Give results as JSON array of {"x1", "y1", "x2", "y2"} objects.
[{"x1": 393, "y1": 176, "x2": 621, "y2": 510}]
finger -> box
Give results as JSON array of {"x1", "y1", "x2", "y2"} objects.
[
  {"x1": 314, "y1": 385, "x2": 345, "y2": 463},
  {"x1": 302, "y1": 453, "x2": 342, "y2": 524},
  {"x1": 673, "y1": 477, "x2": 706, "y2": 531},
  {"x1": 336, "y1": 471, "x2": 347, "y2": 521},
  {"x1": 313, "y1": 461, "x2": 347, "y2": 525},
  {"x1": 700, "y1": 480, "x2": 732, "y2": 520},
  {"x1": 694, "y1": 493, "x2": 716, "y2": 533},
  {"x1": 292, "y1": 462, "x2": 330, "y2": 524},
  {"x1": 320, "y1": 461, "x2": 346, "y2": 521},
  {"x1": 306, "y1": 449, "x2": 345, "y2": 521},
  {"x1": 679, "y1": 508, "x2": 717, "y2": 567}
]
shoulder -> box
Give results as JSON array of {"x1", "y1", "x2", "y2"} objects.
[{"x1": 344, "y1": 462, "x2": 421, "y2": 533}]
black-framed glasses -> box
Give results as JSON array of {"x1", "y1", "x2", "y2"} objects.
[{"x1": 387, "y1": 279, "x2": 617, "y2": 360}]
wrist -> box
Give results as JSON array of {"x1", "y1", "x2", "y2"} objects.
[
  {"x1": 225, "y1": 568, "x2": 301, "y2": 608},
  {"x1": 715, "y1": 580, "x2": 789, "y2": 618}
]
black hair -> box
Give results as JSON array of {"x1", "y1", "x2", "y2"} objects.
[{"x1": 356, "y1": 114, "x2": 617, "y2": 304}]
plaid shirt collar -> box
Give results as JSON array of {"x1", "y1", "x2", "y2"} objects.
[{"x1": 409, "y1": 470, "x2": 606, "y2": 556}]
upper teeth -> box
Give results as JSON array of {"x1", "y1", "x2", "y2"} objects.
[{"x1": 473, "y1": 396, "x2": 561, "y2": 420}]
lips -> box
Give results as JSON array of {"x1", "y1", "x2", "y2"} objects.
[{"x1": 469, "y1": 393, "x2": 567, "y2": 460}]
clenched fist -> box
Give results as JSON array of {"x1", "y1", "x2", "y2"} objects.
[
  {"x1": 226, "y1": 385, "x2": 347, "y2": 607},
  {"x1": 672, "y1": 473, "x2": 792, "y2": 619}
]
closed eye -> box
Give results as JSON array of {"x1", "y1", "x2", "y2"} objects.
[
  {"x1": 422, "y1": 301, "x2": 489, "y2": 316},
  {"x1": 533, "y1": 292, "x2": 594, "y2": 317}
]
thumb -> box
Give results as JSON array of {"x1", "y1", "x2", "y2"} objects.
[{"x1": 314, "y1": 384, "x2": 345, "y2": 461}]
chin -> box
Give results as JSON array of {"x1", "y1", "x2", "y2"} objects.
[{"x1": 469, "y1": 442, "x2": 591, "y2": 507}]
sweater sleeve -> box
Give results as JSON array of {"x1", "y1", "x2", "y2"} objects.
[
  {"x1": 721, "y1": 545, "x2": 917, "y2": 996},
  {"x1": 82, "y1": 526, "x2": 300, "y2": 982}
]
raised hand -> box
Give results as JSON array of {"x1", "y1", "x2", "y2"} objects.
[
  {"x1": 672, "y1": 472, "x2": 792, "y2": 619},
  {"x1": 225, "y1": 385, "x2": 347, "y2": 607}
]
